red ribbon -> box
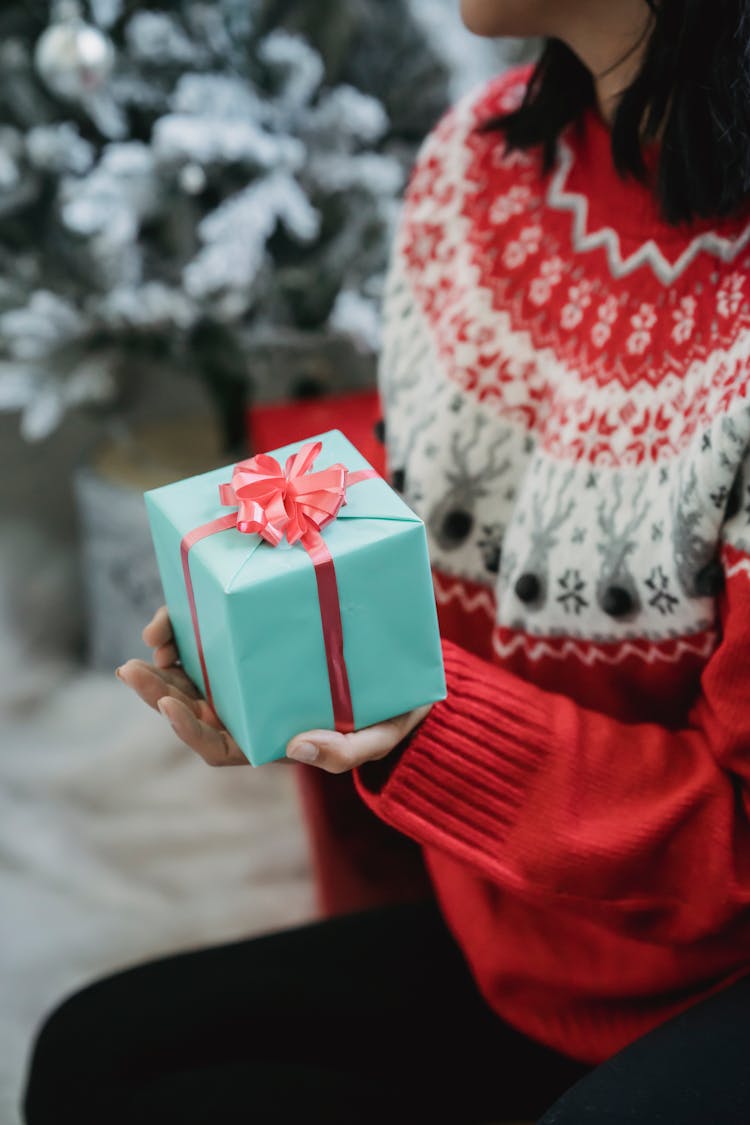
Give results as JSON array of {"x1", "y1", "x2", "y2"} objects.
[{"x1": 180, "y1": 441, "x2": 377, "y2": 733}]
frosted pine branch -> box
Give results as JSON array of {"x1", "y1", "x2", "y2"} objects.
[{"x1": 1, "y1": 0, "x2": 515, "y2": 438}]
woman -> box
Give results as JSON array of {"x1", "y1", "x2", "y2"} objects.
[{"x1": 23, "y1": 1, "x2": 750, "y2": 1121}]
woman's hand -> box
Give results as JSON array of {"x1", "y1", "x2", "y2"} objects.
[
  {"x1": 118, "y1": 605, "x2": 432, "y2": 773},
  {"x1": 286, "y1": 702, "x2": 432, "y2": 774},
  {"x1": 116, "y1": 605, "x2": 248, "y2": 766}
]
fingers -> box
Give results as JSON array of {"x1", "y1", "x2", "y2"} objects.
[
  {"x1": 116, "y1": 658, "x2": 201, "y2": 712},
  {"x1": 157, "y1": 696, "x2": 248, "y2": 767},
  {"x1": 141, "y1": 606, "x2": 178, "y2": 669},
  {"x1": 286, "y1": 705, "x2": 432, "y2": 774},
  {"x1": 153, "y1": 642, "x2": 179, "y2": 669},
  {"x1": 116, "y1": 659, "x2": 247, "y2": 767},
  {"x1": 142, "y1": 604, "x2": 172, "y2": 649}
]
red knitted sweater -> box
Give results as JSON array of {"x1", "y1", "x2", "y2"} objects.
[{"x1": 343, "y1": 66, "x2": 750, "y2": 1065}]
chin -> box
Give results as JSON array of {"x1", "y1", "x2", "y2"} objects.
[{"x1": 459, "y1": 0, "x2": 544, "y2": 38}]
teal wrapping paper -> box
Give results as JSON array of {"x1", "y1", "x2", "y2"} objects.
[{"x1": 144, "y1": 429, "x2": 447, "y2": 765}]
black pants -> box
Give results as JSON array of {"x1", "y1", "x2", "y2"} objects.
[{"x1": 22, "y1": 899, "x2": 750, "y2": 1124}]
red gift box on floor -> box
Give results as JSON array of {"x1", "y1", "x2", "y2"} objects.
[{"x1": 245, "y1": 388, "x2": 387, "y2": 478}]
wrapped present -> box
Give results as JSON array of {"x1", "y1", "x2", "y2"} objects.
[{"x1": 144, "y1": 429, "x2": 446, "y2": 765}]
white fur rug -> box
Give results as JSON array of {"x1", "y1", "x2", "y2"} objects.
[{"x1": 0, "y1": 641, "x2": 315, "y2": 1125}]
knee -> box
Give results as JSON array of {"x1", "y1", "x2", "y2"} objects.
[{"x1": 22, "y1": 984, "x2": 108, "y2": 1125}]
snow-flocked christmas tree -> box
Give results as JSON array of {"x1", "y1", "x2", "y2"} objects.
[{"x1": 0, "y1": 0, "x2": 466, "y2": 446}]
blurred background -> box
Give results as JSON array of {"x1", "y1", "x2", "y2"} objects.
[{"x1": 0, "y1": 2, "x2": 532, "y2": 1120}]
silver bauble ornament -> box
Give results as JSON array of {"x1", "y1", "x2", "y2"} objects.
[
  {"x1": 179, "y1": 163, "x2": 207, "y2": 195},
  {"x1": 34, "y1": 1, "x2": 115, "y2": 102}
]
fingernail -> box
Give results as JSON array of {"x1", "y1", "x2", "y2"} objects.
[
  {"x1": 157, "y1": 699, "x2": 173, "y2": 723},
  {"x1": 115, "y1": 666, "x2": 123, "y2": 681},
  {"x1": 287, "y1": 741, "x2": 319, "y2": 763}
]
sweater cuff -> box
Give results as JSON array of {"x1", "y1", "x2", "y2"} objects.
[
  {"x1": 353, "y1": 639, "x2": 554, "y2": 871},
  {"x1": 356, "y1": 710, "x2": 430, "y2": 795}
]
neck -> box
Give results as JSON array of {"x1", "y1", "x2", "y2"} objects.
[{"x1": 556, "y1": 3, "x2": 652, "y2": 125}]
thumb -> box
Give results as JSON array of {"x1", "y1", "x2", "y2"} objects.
[{"x1": 286, "y1": 714, "x2": 414, "y2": 775}]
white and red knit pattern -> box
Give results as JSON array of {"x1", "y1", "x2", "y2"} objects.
[
  {"x1": 352, "y1": 66, "x2": 750, "y2": 1064},
  {"x1": 378, "y1": 65, "x2": 750, "y2": 697}
]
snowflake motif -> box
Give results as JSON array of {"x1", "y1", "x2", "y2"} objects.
[
  {"x1": 598, "y1": 295, "x2": 620, "y2": 325},
  {"x1": 710, "y1": 484, "x2": 729, "y2": 509},
  {"x1": 672, "y1": 295, "x2": 697, "y2": 344},
  {"x1": 452, "y1": 314, "x2": 499, "y2": 374},
  {"x1": 477, "y1": 523, "x2": 504, "y2": 574},
  {"x1": 702, "y1": 432, "x2": 712, "y2": 452},
  {"x1": 490, "y1": 185, "x2": 532, "y2": 226},
  {"x1": 651, "y1": 522, "x2": 664, "y2": 542},
  {"x1": 619, "y1": 400, "x2": 637, "y2": 425},
  {"x1": 585, "y1": 471, "x2": 598, "y2": 489},
  {"x1": 591, "y1": 322, "x2": 610, "y2": 349},
  {"x1": 589, "y1": 295, "x2": 619, "y2": 348},
  {"x1": 474, "y1": 353, "x2": 527, "y2": 398},
  {"x1": 626, "y1": 303, "x2": 657, "y2": 356},
  {"x1": 502, "y1": 224, "x2": 543, "y2": 270},
  {"x1": 571, "y1": 526, "x2": 586, "y2": 544},
  {"x1": 528, "y1": 256, "x2": 565, "y2": 306},
  {"x1": 560, "y1": 280, "x2": 594, "y2": 330},
  {"x1": 645, "y1": 566, "x2": 679, "y2": 615},
  {"x1": 717, "y1": 272, "x2": 745, "y2": 318},
  {"x1": 556, "y1": 569, "x2": 589, "y2": 614},
  {"x1": 659, "y1": 467, "x2": 669, "y2": 484},
  {"x1": 467, "y1": 322, "x2": 497, "y2": 351}
]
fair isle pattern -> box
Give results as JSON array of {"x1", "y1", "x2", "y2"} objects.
[
  {"x1": 378, "y1": 65, "x2": 750, "y2": 684},
  {"x1": 362, "y1": 70, "x2": 750, "y2": 1071},
  {"x1": 390, "y1": 242, "x2": 750, "y2": 465},
  {"x1": 491, "y1": 622, "x2": 718, "y2": 667},
  {"x1": 399, "y1": 71, "x2": 750, "y2": 418},
  {"x1": 382, "y1": 203, "x2": 750, "y2": 640},
  {"x1": 547, "y1": 139, "x2": 750, "y2": 285},
  {"x1": 432, "y1": 570, "x2": 497, "y2": 620},
  {"x1": 432, "y1": 566, "x2": 719, "y2": 666}
]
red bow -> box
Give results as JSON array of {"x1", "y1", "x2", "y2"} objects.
[{"x1": 218, "y1": 441, "x2": 349, "y2": 548}]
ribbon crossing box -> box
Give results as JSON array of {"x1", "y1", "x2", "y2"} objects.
[{"x1": 144, "y1": 429, "x2": 446, "y2": 765}]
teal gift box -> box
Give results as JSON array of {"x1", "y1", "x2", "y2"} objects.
[{"x1": 144, "y1": 429, "x2": 446, "y2": 765}]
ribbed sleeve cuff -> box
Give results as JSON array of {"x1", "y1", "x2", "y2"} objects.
[{"x1": 354, "y1": 640, "x2": 555, "y2": 878}]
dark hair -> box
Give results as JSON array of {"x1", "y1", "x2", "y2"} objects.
[{"x1": 476, "y1": 2, "x2": 750, "y2": 226}]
